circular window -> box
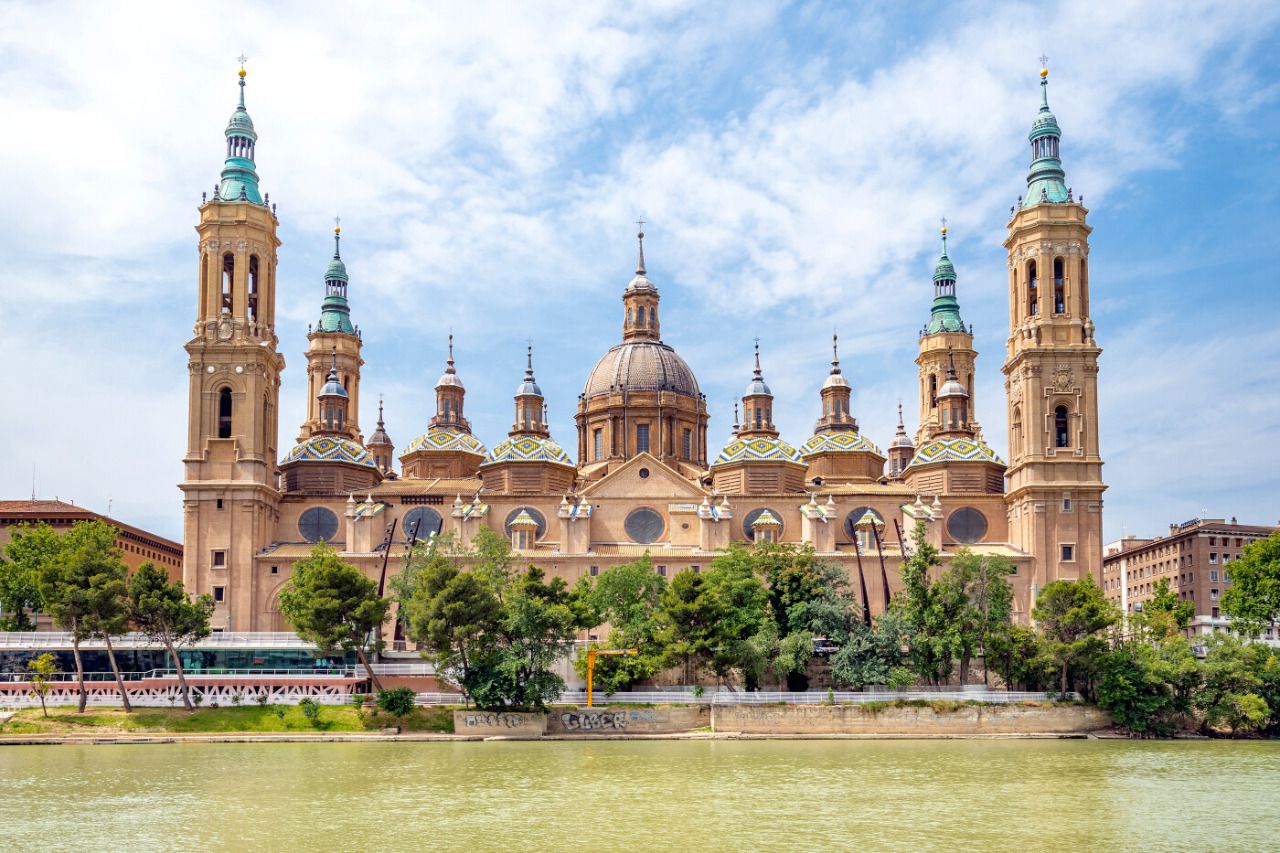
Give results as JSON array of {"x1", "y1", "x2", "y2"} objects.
[
  {"x1": 842, "y1": 506, "x2": 885, "y2": 541},
  {"x1": 504, "y1": 507, "x2": 547, "y2": 540},
  {"x1": 625, "y1": 507, "x2": 665, "y2": 544},
  {"x1": 403, "y1": 507, "x2": 443, "y2": 540},
  {"x1": 298, "y1": 507, "x2": 339, "y2": 543},
  {"x1": 742, "y1": 507, "x2": 784, "y2": 541},
  {"x1": 947, "y1": 507, "x2": 988, "y2": 544},
  {"x1": 638, "y1": 468, "x2": 650, "y2": 479}
]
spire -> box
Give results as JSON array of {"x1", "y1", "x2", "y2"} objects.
[
  {"x1": 446, "y1": 334, "x2": 456, "y2": 375},
  {"x1": 318, "y1": 348, "x2": 347, "y2": 399},
  {"x1": 925, "y1": 221, "x2": 965, "y2": 335},
  {"x1": 512, "y1": 340, "x2": 547, "y2": 436},
  {"x1": 516, "y1": 340, "x2": 543, "y2": 397},
  {"x1": 830, "y1": 332, "x2": 841, "y2": 375},
  {"x1": 1025, "y1": 60, "x2": 1069, "y2": 204},
  {"x1": 744, "y1": 337, "x2": 771, "y2": 397},
  {"x1": 636, "y1": 219, "x2": 646, "y2": 275},
  {"x1": 218, "y1": 58, "x2": 263, "y2": 204},
  {"x1": 317, "y1": 218, "x2": 355, "y2": 335},
  {"x1": 890, "y1": 401, "x2": 914, "y2": 449}
]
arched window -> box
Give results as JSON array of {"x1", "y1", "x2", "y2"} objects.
[
  {"x1": 1027, "y1": 261, "x2": 1039, "y2": 316},
  {"x1": 1080, "y1": 259, "x2": 1089, "y2": 317},
  {"x1": 1053, "y1": 258, "x2": 1065, "y2": 314},
  {"x1": 217, "y1": 387, "x2": 233, "y2": 438},
  {"x1": 626, "y1": 308, "x2": 633, "y2": 326},
  {"x1": 248, "y1": 256, "x2": 260, "y2": 322},
  {"x1": 1055, "y1": 405, "x2": 1070, "y2": 448},
  {"x1": 200, "y1": 253, "x2": 209, "y2": 315},
  {"x1": 637, "y1": 306, "x2": 645, "y2": 327},
  {"x1": 929, "y1": 375, "x2": 937, "y2": 409},
  {"x1": 1012, "y1": 406, "x2": 1023, "y2": 455},
  {"x1": 754, "y1": 407, "x2": 763, "y2": 429},
  {"x1": 221, "y1": 254, "x2": 235, "y2": 314}
]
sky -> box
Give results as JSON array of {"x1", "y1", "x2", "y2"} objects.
[{"x1": 1, "y1": 0, "x2": 1278, "y2": 543}]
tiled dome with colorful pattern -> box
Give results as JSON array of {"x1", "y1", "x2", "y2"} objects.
[
  {"x1": 801, "y1": 431, "x2": 884, "y2": 458},
  {"x1": 905, "y1": 437, "x2": 1004, "y2": 469},
  {"x1": 712, "y1": 436, "x2": 804, "y2": 467},
  {"x1": 483, "y1": 436, "x2": 573, "y2": 466},
  {"x1": 403, "y1": 427, "x2": 487, "y2": 458},
  {"x1": 281, "y1": 436, "x2": 377, "y2": 468}
]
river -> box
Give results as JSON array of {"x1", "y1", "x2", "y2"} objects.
[{"x1": 1, "y1": 739, "x2": 1275, "y2": 851}]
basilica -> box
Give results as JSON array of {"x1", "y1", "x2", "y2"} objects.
[{"x1": 180, "y1": 66, "x2": 1105, "y2": 633}]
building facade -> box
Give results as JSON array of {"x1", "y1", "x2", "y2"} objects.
[
  {"x1": 181, "y1": 65, "x2": 1106, "y2": 633},
  {"x1": 1103, "y1": 518, "x2": 1279, "y2": 645}
]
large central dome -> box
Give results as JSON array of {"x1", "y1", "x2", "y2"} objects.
[{"x1": 583, "y1": 340, "x2": 701, "y2": 399}]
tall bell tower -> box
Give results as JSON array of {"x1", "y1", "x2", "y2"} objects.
[
  {"x1": 179, "y1": 62, "x2": 285, "y2": 630},
  {"x1": 1002, "y1": 64, "x2": 1105, "y2": 590}
]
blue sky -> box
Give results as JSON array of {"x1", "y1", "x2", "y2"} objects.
[{"x1": 2, "y1": 1, "x2": 1278, "y2": 543}]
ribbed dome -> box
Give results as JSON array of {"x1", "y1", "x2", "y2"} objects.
[
  {"x1": 281, "y1": 436, "x2": 376, "y2": 468},
  {"x1": 583, "y1": 341, "x2": 701, "y2": 399},
  {"x1": 225, "y1": 106, "x2": 256, "y2": 140}
]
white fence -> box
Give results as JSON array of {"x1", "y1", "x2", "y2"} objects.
[{"x1": 413, "y1": 689, "x2": 1077, "y2": 706}]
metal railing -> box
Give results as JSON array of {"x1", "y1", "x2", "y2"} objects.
[
  {"x1": 0, "y1": 631, "x2": 317, "y2": 650},
  {"x1": 413, "y1": 689, "x2": 1078, "y2": 706},
  {"x1": 366, "y1": 663, "x2": 437, "y2": 676},
  {"x1": 2, "y1": 667, "x2": 361, "y2": 683}
]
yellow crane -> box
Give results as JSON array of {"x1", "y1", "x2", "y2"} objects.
[{"x1": 584, "y1": 648, "x2": 638, "y2": 707}]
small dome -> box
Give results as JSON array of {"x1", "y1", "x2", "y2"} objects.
[
  {"x1": 744, "y1": 375, "x2": 772, "y2": 397},
  {"x1": 281, "y1": 436, "x2": 376, "y2": 468},
  {"x1": 751, "y1": 509, "x2": 782, "y2": 528},
  {"x1": 403, "y1": 427, "x2": 487, "y2": 458},
  {"x1": 905, "y1": 437, "x2": 1003, "y2": 469},
  {"x1": 801, "y1": 431, "x2": 883, "y2": 458},
  {"x1": 319, "y1": 363, "x2": 348, "y2": 399},
  {"x1": 483, "y1": 436, "x2": 573, "y2": 467},
  {"x1": 509, "y1": 509, "x2": 539, "y2": 528},
  {"x1": 822, "y1": 372, "x2": 850, "y2": 390},
  {"x1": 933, "y1": 253, "x2": 956, "y2": 283},
  {"x1": 225, "y1": 106, "x2": 257, "y2": 141},
  {"x1": 583, "y1": 341, "x2": 701, "y2": 399},
  {"x1": 436, "y1": 371, "x2": 464, "y2": 389},
  {"x1": 516, "y1": 378, "x2": 542, "y2": 396},
  {"x1": 937, "y1": 377, "x2": 969, "y2": 399},
  {"x1": 890, "y1": 430, "x2": 915, "y2": 450},
  {"x1": 625, "y1": 272, "x2": 657, "y2": 293},
  {"x1": 325, "y1": 255, "x2": 348, "y2": 283},
  {"x1": 712, "y1": 436, "x2": 804, "y2": 467}
]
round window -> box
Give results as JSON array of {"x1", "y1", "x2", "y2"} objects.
[
  {"x1": 842, "y1": 506, "x2": 884, "y2": 541},
  {"x1": 947, "y1": 507, "x2": 988, "y2": 544},
  {"x1": 403, "y1": 507, "x2": 443, "y2": 540},
  {"x1": 742, "y1": 507, "x2": 784, "y2": 541},
  {"x1": 504, "y1": 507, "x2": 547, "y2": 540},
  {"x1": 298, "y1": 506, "x2": 339, "y2": 543},
  {"x1": 625, "y1": 507, "x2": 665, "y2": 544},
  {"x1": 638, "y1": 468, "x2": 650, "y2": 479}
]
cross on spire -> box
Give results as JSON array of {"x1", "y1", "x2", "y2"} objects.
[
  {"x1": 238, "y1": 53, "x2": 249, "y2": 69},
  {"x1": 1038, "y1": 53, "x2": 1049, "y2": 69},
  {"x1": 635, "y1": 217, "x2": 647, "y2": 275}
]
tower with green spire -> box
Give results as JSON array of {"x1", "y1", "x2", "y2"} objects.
[
  {"x1": 915, "y1": 222, "x2": 979, "y2": 445},
  {"x1": 218, "y1": 65, "x2": 264, "y2": 204},
  {"x1": 1003, "y1": 62, "x2": 1105, "y2": 593},
  {"x1": 317, "y1": 225, "x2": 356, "y2": 335}
]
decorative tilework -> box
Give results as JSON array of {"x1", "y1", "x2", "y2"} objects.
[
  {"x1": 483, "y1": 436, "x2": 573, "y2": 466},
  {"x1": 404, "y1": 427, "x2": 487, "y2": 457},
  {"x1": 905, "y1": 437, "x2": 1005, "y2": 469},
  {"x1": 509, "y1": 509, "x2": 539, "y2": 528},
  {"x1": 281, "y1": 436, "x2": 377, "y2": 468},
  {"x1": 751, "y1": 509, "x2": 782, "y2": 527},
  {"x1": 801, "y1": 431, "x2": 884, "y2": 457},
  {"x1": 711, "y1": 436, "x2": 804, "y2": 466}
]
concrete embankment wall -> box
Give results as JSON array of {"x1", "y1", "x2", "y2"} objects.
[
  {"x1": 452, "y1": 703, "x2": 1106, "y2": 737},
  {"x1": 711, "y1": 702, "x2": 1110, "y2": 735}
]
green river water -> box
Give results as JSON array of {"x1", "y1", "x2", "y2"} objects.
[{"x1": 1, "y1": 739, "x2": 1276, "y2": 852}]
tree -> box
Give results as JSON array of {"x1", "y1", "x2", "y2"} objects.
[
  {"x1": 573, "y1": 555, "x2": 666, "y2": 693},
  {"x1": 1194, "y1": 634, "x2": 1271, "y2": 736},
  {"x1": 1144, "y1": 578, "x2": 1195, "y2": 637},
  {"x1": 985, "y1": 623, "x2": 1055, "y2": 691},
  {"x1": 127, "y1": 562, "x2": 214, "y2": 711},
  {"x1": 829, "y1": 610, "x2": 907, "y2": 689},
  {"x1": 1221, "y1": 532, "x2": 1280, "y2": 637},
  {"x1": 699, "y1": 550, "x2": 772, "y2": 689},
  {"x1": 1096, "y1": 635, "x2": 1197, "y2": 736},
  {"x1": 937, "y1": 549, "x2": 1015, "y2": 685},
  {"x1": 279, "y1": 543, "x2": 391, "y2": 691},
  {"x1": 892, "y1": 521, "x2": 960, "y2": 685},
  {"x1": 39, "y1": 520, "x2": 133, "y2": 712},
  {"x1": 376, "y1": 686, "x2": 417, "y2": 718},
  {"x1": 1032, "y1": 576, "x2": 1117, "y2": 694},
  {"x1": 26, "y1": 653, "x2": 58, "y2": 718},
  {"x1": 654, "y1": 569, "x2": 720, "y2": 685},
  {"x1": 0, "y1": 522, "x2": 60, "y2": 631}
]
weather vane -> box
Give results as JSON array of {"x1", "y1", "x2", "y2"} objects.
[{"x1": 636, "y1": 216, "x2": 646, "y2": 233}]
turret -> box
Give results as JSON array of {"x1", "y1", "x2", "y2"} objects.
[
  {"x1": 431, "y1": 335, "x2": 470, "y2": 432},
  {"x1": 366, "y1": 397, "x2": 395, "y2": 475},
  {"x1": 739, "y1": 340, "x2": 777, "y2": 439},
  {"x1": 511, "y1": 344, "x2": 549, "y2": 437}
]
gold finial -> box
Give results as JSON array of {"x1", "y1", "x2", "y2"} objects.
[
  {"x1": 940, "y1": 215, "x2": 947, "y2": 236},
  {"x1": 1039, "y1": 54, "x2": 1049, "y2": 78},
  {"x1": 334, "y1": 214, "x2": 341, "y2": 235},
  {"x1": 238, "y1": 53, "x2": 248, "y2": 77}
]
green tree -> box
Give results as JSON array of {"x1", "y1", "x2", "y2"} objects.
[
  {"x1": 376, "y1": 686, "x2": 417, "y2": 718},
  {"x1": 937, "y1": 549, "x2": 1015, "y2": 685},
  {"x1": 39, "y1": 520, "x2": 133, "y2": 712},
  {"x1": 1221, "y1": 532, "x2": 1280, "y2": 637},
  {"x1": 1096, "y1": 635, "x2": 1197, "y2": 735},
  {"x1": 26, "y1": 652, "x2": 59, "y2": 718},
  {"x1": 573, "y1": 555, "x2": 666, "y2": 693},
  {"x1": 279, "y1": 543, "x2": 390, "y2": 691},
  {"x1": 892, "y1": 521, "x2": 961, "y2": 685},
  {"x1": 0, "y1": 522, "x2": 61, "y2": 630},
  {"x1": 985, "y1": 623, "x2": 1055, "y2": 691},
  {"x1": 700, "y1": 550, "x2": 772, "y2": 689},
  {"x1": 654, "y1": 569, "x2": 720, "y2": 685},
  {"x1": 1195, "y1": 634, "x2": 1271, "y2": 736},
  {"x1": 829, "y1": 610, "x2": 907, "y2": 689},
  {"x1": 1144, "y1": 578, "x2": 1195, "y2": 637},
  {"x1": 1032, "y1": 576, "x2": 1117, "y2": 695},
  {"x1": 127, "y1": 562, "x2": 214, "y2": 711}
]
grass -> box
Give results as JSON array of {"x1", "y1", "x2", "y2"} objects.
[{"x1": 0, "y1": 704, "x2": 455, "y2": 736}]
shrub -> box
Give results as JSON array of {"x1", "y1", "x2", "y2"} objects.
[
  {"x1": 273, "y1": 706, "x2": 286, "y2": 720},
  {"x1": 825, "y1": 688, "x2": 835, "y2": 706},
  {"x1": 299, "y1": 697, "x2": 322, "y2": 728},
  {"x1": 255, "y1": 692, "x2": 269, "y2": 707},
  {"x1": 231, "y1": 692, "x2": 243, "y2": 707},
  {"x1": 887, "y1": 667, "x2": 915, "y2": 690},
  {"x1": 192, "y1": 690, "x2": 204, "y2": 707},
  {"x1": 691, "y1": 685, "x2": 705, "y2": 699},
  {"x1": 375, "y1": 687, "x2": 416, "y2": 718}
]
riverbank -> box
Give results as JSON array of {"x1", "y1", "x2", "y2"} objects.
[{"x1": 0, "y1": 705, "x2": 454, "y2": 737}]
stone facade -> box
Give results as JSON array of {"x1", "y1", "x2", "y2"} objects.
[{"x1": 181, "y1": 67, "x2": 1105, "y2": 633}]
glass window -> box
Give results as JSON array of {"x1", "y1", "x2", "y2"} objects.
[
  {"x1": 593, "y1": 428, "x2": 603, "y2": 461},
  {"x1": 682, "y1": 429, "x2": 692, "y2": 460},
  {"x1": 636, "y1": 423, "x2": 650, "y2": 453},
  {"x1": 1061, "y1": 544, "x2": 1075, "y2": 562},
  {"x1": 1054, "y1": 406, "x2": 1070, "y2": 448},
  {"x1": 212, "y1": 550, "x2": 226, "y2": 567},
  {"x1": 624, "y1": 508, "x2": 665, "y2": 545},
  {"x1": 213, "y1": 586, "x2": 225, "y2": 602}
]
